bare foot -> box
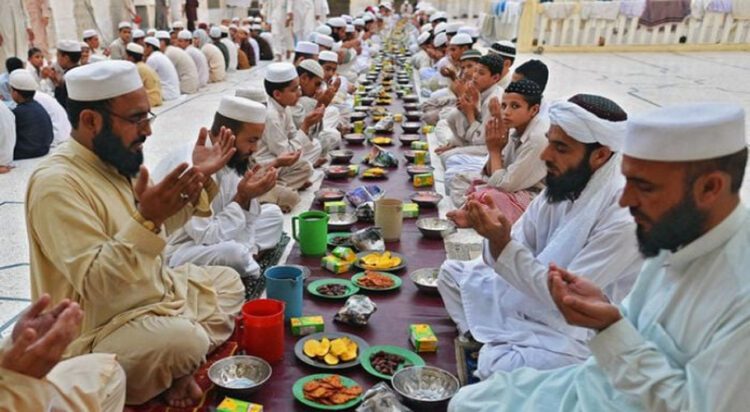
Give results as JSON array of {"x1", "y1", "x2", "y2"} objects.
[
  {"x1": 446, "y1": 209, "x2": 471, "y2": 229},
  {"x1": 163, "y1": 375, "x2": 202, "y2": 408},
  {"x1": 0, "y1": 166, "x2": 11, "y2": 174}
]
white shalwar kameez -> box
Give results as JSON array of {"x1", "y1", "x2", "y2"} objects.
[
  {"x1": 292, "y1": 95, "x2": 341, "y2": 156},
  {"x1": 288, "y1": 0, "x2": 316, "y2": 44},
  {"x1": 221, "y1": 37, "x2": 239, "y2": 72},
  {"x1": 34, "y1": 91, "x2": 71, "y2": 147},
  {"x1": 450, "y1": 203, "x2": 750, "y2": 412},
  {"x1": 146, "y1": 51, "x2": 181, "y2": 101},
  {"x1": 166, "y1": 166, "x2": 283, "y2": 279},
  {"x1": 264, "y1": 0, "x2": 293, "y2": 57},
  {"x1": 438, "y1": 155, "x2": 642, "y2": 379},
  {"x1": 0, "y1": 103, "x2": 16, "y2": 167},
  {"x1": 185, "y1": 45, "x2": 209, "y2": 87}
]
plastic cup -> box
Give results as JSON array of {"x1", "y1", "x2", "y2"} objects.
[{"x1": 241, "y1": 299, "x2": 285, "y2": 363}]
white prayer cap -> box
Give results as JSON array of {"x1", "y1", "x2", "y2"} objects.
[
  {"x1": 430, "y1": 11, "x2": 447, "y2": 22},
  {"x1": 319, "y1": 50, "x2": 338, "y2": 64},
  {"x1": 126, "y1": 43, "x2": 144, "y2": 55},
  {"x1": 363, "y1": 12, "x2": 375, "y2": 22},
  {"x1": 118, "y1": 21, "x2": 132, "y2": 30},
  {"x1": 66, "y1": 60, "x2": 142, "y2": 101},
  {"x1": 57, "y1": 40, "x2": 82, "y2": 53},
  {"x1": 327, "y1": 17, "x2": 346, "y2": 28},
  {"x1": 229, "y1": 24, "x2": 238, "y2": 30},
  {"x1": 9, "y1": 70, "x2": 38, "y2": 91},
  {"x1": 315, "y1": 25, "x2": 333, "y2": 36},
  {"x1": 236, "y1": 87, "x2": 267, "y2": 103},
  {"x1": 232, "y1": 17, "x2": 240, "y2": 22},
  {"x1": 80, "y1": 42, "x2": 90, "y2": 50},
  {"x1": 251, "y1": 24, "x2": 262, "y2": 30},
  {"x1": 315, "y1": 34, "x2": 334, "y2": 49},
  {"x1": 433, "y1": 22, "x2": 447, "y2": 34},
  {"x1": 548, "y1": 99, "x2": 627, "y2": 152},
  {"x1": 446, "y1": 22, "x2": 462, "y2": 34},
  {"x1": 624, "y1": 103, "x2": 746, "y2": 162},
  {"x1": 260, "y1": 32, "x2": 273, "y2": 42},
  {"x1": 449, "y1": 33, "x2": 472, "y2": 45},
  {"x1": 132, "y1": 29, "x2": 145, "y2": 39},
  {"x1": 346, "y1": 24, "x2": 355, "y2": 33},
  {"x1": 220, "y1": 25, "x2": 229, "y2": 34},
  {"x1": 332, "y1": 42, "x2": 342, "y2": 52},
  {"x1": 420, "y1": 23, "x2": 432, "y2": 33},
  {"x1": 83, "y1": 29, "x2": 98, "y2": 39},
  {"x1": 239, "y1": 26, "x2": 250, "y2": 34},
  {"x1": 299, "y1": 59, "x2": 325, "y2": 79},
  {"x1": 433, "y1": 32, "x2": 447, "y2": 48},
  {"x1": 209, "y1": 26, "x2": 222, "y2": 38},
  {"x1": 265, "y1": 62, "x2": 297, "y2": 83},
  {"x1": 458, "y1": 26, "x2": 480, "y2": 38},
  {"x1": 417, "y1": 32, "x2": 431, "y2": 45},
  {"x1": 147, "y1": 28, "x2": 157, "y2": 36},
  {"x1": 354, "y1": 18, "x2": 365, "y2": 27},
  {"x1": 172, "y1": 21, "x2": 185, "y2": 29},
  {"x1": 489, "y1": 40, "x2": 516, "y2": 58},
  {"x1": 155, "y1": 30, "x2": 170, "y2": 40},
  {"x1": 295, "y1": 41, "x2": 319, "y2": 55},
  {"x1": 342, "y1": 15, "x2": 353, "y2": 23},
  {"x1": 178, "y1": 29, "x2": 192, "y2": 40},
  {"x1": 218, "y1": 96, "x2": 267, "y2": 124},
  {"x1": 254, "y1": 17, "x2": 262, "y2": 23},
  {"x1": 144, "y1": 37, "x2": 161, "y2": 49},
  {"x1": 308, "y1": 32, "x2": 318, "y2": 43},
  {"x1": 380, "y1": 2, "x2": 393, "y2": 10}
]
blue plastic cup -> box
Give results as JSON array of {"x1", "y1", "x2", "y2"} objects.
[{"x1": 264, "y1": 265, "x2": 304, "y2": 319}]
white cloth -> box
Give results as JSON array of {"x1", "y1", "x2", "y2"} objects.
[
  {"x1": 26, "y1": 63, "x2": 55, "y2": 96},
  {"x1": 165, "y1": 46, "x2": 199, "y2": 94},
  {"x1": 167, "y1": 166, "x2": 284, "y2": 278},
  {"x1": 34, "y1": 92, "x2": 71, "y2": 147},
  {"x1": 185, "y1": 45, "x2": 209, "y2": 87},
  {"x1": 580, "y1": 1, "x2": 623, "y2": 21},
  {"x1": 548, "y1": 100, "x2": 627, "y2": 152},
  {"x1": 202, "y1": 43, "x2": 227, "y2": 82},
  {"x1": 620, "y1": 0, "x2": 647, "y2": 18},
  {"x1": 221, "y1": 38, "x2": 239, "y2": 72},
  {"x1": 265, "y1": 0, "x2": 294, "y2": 55},
  {"x1": 289, "y1": 0, "x2": 316, "y2": 43},
  {"x1": 0, "y1": 103, "x2": 15, "y2": 167},
  {"x1": 0, "y1": 0, "x2": 28, "y2": 64},
  {"x1": 248, "y1": 37, "x2": 261, "y2": 64},
  {"x1": 449, "y1": 205, "x2": 750, "y2": 412},
  {"x1": 411, "y1": 49, "x2": 432, "y2": 70},
  {"x1": 438, "y1": 155, "x2": 641, "y2": 378},
  {"x1": 146, "y1": 51, "x2": 181, "y2": 101},
  {"x1": 541, "y1": 2, "x2": 578, "y2": 19},
  {"x1": 255, "y1": 97, "x2": 320, "y2": 165}
]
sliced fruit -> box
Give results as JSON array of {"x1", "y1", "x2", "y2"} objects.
[
  {"x1": 316, "y1": 337, "x2": 331, "y2": 357},
  {"x1": 330, "y1": 338, "x2": 348, "y2": 357},
  {"x1": 340, "y1": 348, "x2": 357, "y2": 361},
  {"x1": 303, "y1": 339, "x2": 320, "y2": 358},
  {"x1": 324, "y1": 353, "x2": 340, "y2": 365}
]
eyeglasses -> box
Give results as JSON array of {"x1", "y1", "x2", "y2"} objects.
[{"x1": 104, "y1": 109, "x2": 157, "y2": 128}]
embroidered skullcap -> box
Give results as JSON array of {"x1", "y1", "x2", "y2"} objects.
[{"x1": 505, "y1": 79, "x2": 542, "y2": 97}]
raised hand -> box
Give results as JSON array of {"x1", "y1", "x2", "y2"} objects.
[
  {"x1": 301, "y1": 106, "x2": 325, "y2": 135},
  {"x1": 485, "y1": 116, "x2": 508, "y2": 152},
  {"x1": 548, "y1": 264, "x2": 622, "y2": 331},
  {"x1": 274, "y1": 150, "x2": 302, "y2": 168},
  {"x1": 193, "y1": 126, "x2": 236, "y2": 178},
  {"x1": 466, "y1": 194, "x2": 512, "y2": 257},
  {"x1": 234, "y1": 165, "x2": 278, "y2": 208},
  {"x1": 134, "y1": 163, "x2": 204, "y2": 227},
  {"x1": 434, "y1": 144, "x2": 455, "y2": 155},
  {"x1": 440, "y1": 66, "x2": 456, "y2": 81},
  {"x1": 2, "y1": 294, "x2": 83, "y2": 379},
  {"x1": 489, "y1": 96, "x2": 502, "y2": 119}
]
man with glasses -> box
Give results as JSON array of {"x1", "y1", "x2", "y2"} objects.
[{"x1": 24, "y1": 61, "x2": 244, "y2": 408}]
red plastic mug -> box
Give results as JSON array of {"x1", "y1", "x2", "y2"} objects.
[{"x1": 241, "y1": 299, "x2": 285, "y2": 363}]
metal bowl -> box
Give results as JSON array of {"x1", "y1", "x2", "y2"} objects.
[
  {"x1": 350, "y1": 111, "x2": 367, "y2": 122},
  {"x1": 403, "y1": 150, "x2": 430, "y2": 164},
  {"x1": 402, "y1": 122, "x2": 422, "y2": 133},
  {"x1": 208, "y1": 355, "x2": 272, "y2": 398},
  {"x1": 329, "y1": 149, "x2": 354, "y2": 164},
  {"x1": 325, "y1": 165, "x2": 350, "y2": 179},
  {"x1": 402, "y1": 94, "x2": 419, "y2": 103},
  {"x1": 411, "y1": 192, "x2": 443, "y2": 208},
  {"x1": 391, "y1": 366, "x2": 459, "y2": 409},
  {"x1": 344, "y1": 133, "x2": 366, "y2": 145},
  {"x1": 416, "y1": 218, "x2": 456, "y2": 239},
  {"x1": 405, "y1": 111, "x2": 424, "y2": 121},
  {"x1": 406, "y1": 165, "x2": 434, "y2": 177},
  {"x1": 328, "y1": 212, "x2": 358, "y2": 231},
  {"x1": 314, "y1": 187, "x2": 346, "y2": 203},
  {"x1": 360, "y1": 96, "x2": 375, "y2": 106},
  {"x1": 399, "y1": 134, "x2": 422, "y2": 145},
  {"x1": 409, "y1": 268, "x2": 440, "y2": 293},
  {"x1": 403, "y1": 103, "x2": 420, "y2": 111}
]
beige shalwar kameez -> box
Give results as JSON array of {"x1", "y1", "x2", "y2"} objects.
[{"x1": 26, "y1": 139, "x2": 245, "y2": 405}]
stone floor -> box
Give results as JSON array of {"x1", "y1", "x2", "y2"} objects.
[{"x1": 2, "y1": 50, "x2": 750, "y2": 337}]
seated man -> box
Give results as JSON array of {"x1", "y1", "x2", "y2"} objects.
[
  {"x1": 193, "y1": 29, "x2": 226, "y2": 83},
  {"x1": 254, "y1": 63, "x2": 321, "y2": 193},
  {"x1": 450, "y1": 102, "x2": 750, "y2": 412},
  {"x1": 438, "y1": 95, "x2": 642, "y2": 379},
  {"x1": 144, "y1": 37, "x2": 181, "y2": 101},
  {"x1": 0, "y1": 103, "x2": 14, "y2": 173},
  {"x1": 9, "y1": 70, "x2": 54, "y2": 159},
  {"x1": 436, "y1": 54, "x2": 506, "y2": 186},
  {"x1": 25, "y1": 61, "x2": 244, "y2": 407},
  {"x1": 0, "y1": 294, "x2": 126, "y2": 411},
  {"x1": 158, "y1": 31, "x2": 200, "y2": 94},
  {"x1": 447, "y1": 80, "x2": 549, "y2": 222},
  {"x1": 293, "y1": 59, "x2": 342, "y2": 162},
  {"x1": 166, "y1": 96, "x2": 284, "y2": 286},
  {"x1": 126, "y1": 43, "x2": 163, "y2": 107}
]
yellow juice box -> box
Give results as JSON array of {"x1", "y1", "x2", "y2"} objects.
[
  {"x1": 321, "y1": 255, "x2": 351, "y2": 274},
  {"x1": 290, "y1": 316, "x2": 325, "y2": 336},
  {"x1": 409, "y1": 324, "x2": 438, "y2": 352},
  {"x1": 217, "y1": 397, "x2": 263, "y2": 412},
  {"x1": 324, "y1": 201, "x2": 347, "y2": 214},
  {"x1": 413, "y1": 173, "x2": 434, "y2": 187}
]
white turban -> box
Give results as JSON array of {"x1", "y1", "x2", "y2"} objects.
[{"x1": 548, "y1": 100, "x2": 627, "y2": 152}]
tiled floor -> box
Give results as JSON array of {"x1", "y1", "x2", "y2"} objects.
[{"x1": 2, "y1": 50, "x2": 750, "y2": 336}]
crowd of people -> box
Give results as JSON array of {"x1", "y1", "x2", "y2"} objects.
[{"x1": 1, "y1": 0, "x2": 749, "y2": 411}]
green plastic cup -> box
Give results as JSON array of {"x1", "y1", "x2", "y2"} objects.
[{"x1": 292, "y1": 211, "x2": 329, "y2": 256}]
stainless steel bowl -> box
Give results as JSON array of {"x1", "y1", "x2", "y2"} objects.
[
  {"x1": 405, "y1": 111, "x2": 424, "y2": 121},
  {"x1": 391, "y1": 366, "x2": 459, "y2": 410},
  {"x1": 402, "y1": 94, "x2": 420, "y2": 103},
  {"x1": 328, "y1": 212, "x2": 358, "y2": 231},
  {"x1": 410, "y1": 192, "x2": 443, "y2": 208},
  {"x1": 402, "y1": 122, "x2": 422, "y2": 133},
  {"x1": 208, "y1": 355, "x2": 272, "y2": 398},
  {"x1": 416, "y1": 217, "x2": 456, "y2": 239},
  {"x1": 329, "y1": 149, "x2": 354, "y2": 164},
  {"x1": 344, "y1": 133, "x2": 366, "y2": 145},
  {"x1": 409, "y1": 268, "x2": 440, "y2": 293}
]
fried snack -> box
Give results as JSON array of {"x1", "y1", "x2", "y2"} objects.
[
  {"x1": 357, "y1": 271, "x2": 395, "y2": 289},
  {"x1": 303, "y1": 375, "x2": 363, "y2": 405}
]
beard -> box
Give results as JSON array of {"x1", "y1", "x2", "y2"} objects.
[
  {"x1": 227, "y1": 151, "x2": 251, "y2": 175},
  {"x1": 544, "y1": 157, "x2": 594, "y2": 203},
  {"x1": 633, "y1": 192, "x2": 708, "y2": 258},
  {"x1": 91, "y1": 118, "x2": 145, "y2": 178}
]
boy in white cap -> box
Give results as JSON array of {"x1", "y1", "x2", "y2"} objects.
[
  {"x1": 177, "y1": 30, "x2": 209, "y2": 88},
  {"x1": 293, "y1": 41, "x2": 320, "y2": 66},
  {"x1": 194, "y1": 29, "x2": 226, "y2": 83},
  {"x1": 83, "y1": 29, "x2": 110, "y2": 57},
  {"x1": 109, "y1": 21, "x2": 132, "y2": 60},
  {"x1": 26, "y1": 60, "x2": 243, "y2": 407},
  {"x1": 293, "y1": 60, "x2": 341, "y2": 160},
  {"x1": 262, "y1": 0, "x2": 294, "y2": 61},
  {"x1": 131, "y1": 29, "x2": 146, "y2": 47},
  {"x1": 51, "y1": 40, "x2": 82, "y2": 109},
  {"x1": 439, "y1": 94, "x2": 642, "y2": 381},
  {"x1": 144, "y1": 37, "x2": 181, "y2": 101},
  {"x1": 157, "y1": 31, "x2": 199, "y2": 94},
  {"x1": 166, "y1": 96, "x2": 285, "y2": 290},
  {"x1": 450, "y1": 102, "x2": 750, "y2": 412},
  {"x1": 256, "y1": 62, "x2": 322, "y2": 193},
  {"x1": 488, "y1": 40, "x2": 516, "y2": 89},
  {"x1": 125, "y1": 43, "x2": 163, "y2": 107},
  {"x1": 9, "y1": 69, "x2": 53, "y2": 159},
  {"x1": 411, "y1": 31, "x2": 433, "y2": 70}
]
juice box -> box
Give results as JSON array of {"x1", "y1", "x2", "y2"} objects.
[
  {"x1": 402, "y1": 202, "x2": 419, "y2": 218},
  {"x1": 393, "y1": 113, "x2": 403, "y2": 122},
  {"x1": 413, "y1": 173, "x2": 434, "y2": 187},
  {"x1": 332, "y1": 246, "x2": 357, "y2": 263},
  {"x1": 348, "y1": 164, "x2": 360, "y2": 177},
  {"x1": 322, "y1": 255, "x2": 351, "y2": 274},
  {"x1": 413, "y1": 150, "x2": 427, "y2": 165},
  {"x1": 217, "y1": 397, "x2": 263, "y2": 412},
  {"x1": 290, "y1": 316, "x2": 325, "y2": 336},
  {"x1": 411, "y1": 141, "x2": 429, "y2": 151},
  {"x1": 409, "y1": 324, "x2": 438, "y2": 352},
  {"x1": 324, "y1": 201, "x2": 347, "y2": 214}
]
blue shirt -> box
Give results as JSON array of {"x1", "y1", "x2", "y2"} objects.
[{"x1": 13, "y1": 99, "x2": 54, "y2": 159}]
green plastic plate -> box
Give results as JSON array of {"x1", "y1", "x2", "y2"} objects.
[
  {"x1": 292, "y1": 373, "x2": 363, "y2": 410},
  {"x1": 307, "y1": 278, "x2": 360, "y2": 299},
  {"x1": 360, "y1": 345, "x2": 426, "y2": 380},
  {"x1": 350, "y1": 271, "x2": 402, "y2": 291}
]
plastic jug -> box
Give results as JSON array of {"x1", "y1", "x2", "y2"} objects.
[
  {"x1": 264, "y1": 265, "x2": 304, "y2": 319},
  {"x1": 241, "y1": 299, "x2": 285, "y2": 363},
  {"x1": 292, "y1": 210, "x2": 329, "y2": 256}
]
